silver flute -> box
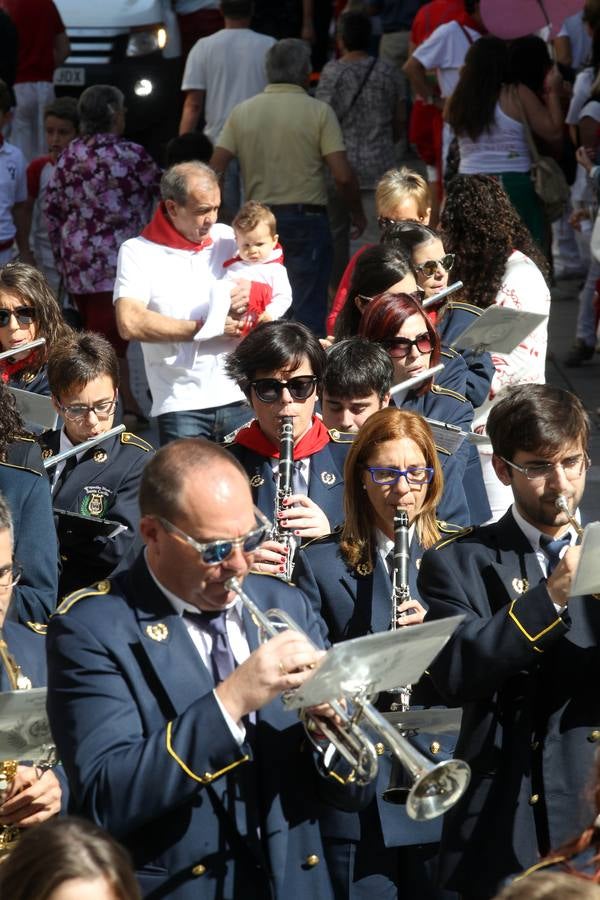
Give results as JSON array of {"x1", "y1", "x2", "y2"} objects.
[
  {"x1": 270, "y1": 416, "x2": 295, "y2": 581},
  {"x1": 43, "y1": 425, "x2": 126, "y2": 470},
  {"x1": 0, "y1": 337, "x2": 46, "y2": 361},
  {"x1": 389, "y1": 509, "x2": 412, "y2": 713}
]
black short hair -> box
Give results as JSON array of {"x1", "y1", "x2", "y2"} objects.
[
  {"x1": 486, "y1": 384, "x2": 590, "y2": 459},
  {"x1": 43, "y1": 96, "x2": 80, "y2": 130},
  {"x1": 323, "y1": 337, "x2": 393, "y2": 401},
  {"x1": 381, "y1": 220, "x2": 439, "y2": 254},
  {"x1": 221, "y1": 0, "x2": 253, "y2": 18},
  {"x1": 48, "y1": 332, "x2": 120, "y2": 398},
  {"x1": 165, "y1": 132, "x2": 214, "y2": 167},
  {"x1": 337, "y1": 11, "x2": 372, "y2": 52},
  {"x1": 225, "y1": 321, "x2": 327, "y2": 394}
]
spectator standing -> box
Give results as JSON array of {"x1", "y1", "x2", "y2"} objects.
[
  {"x1": 44, "y1": 85, "x2": 161, "y2": 419},
  {"x1": 0, "y1": 81, "x2": 31, "y2": 267},
  {"x1": 179, "y1": 0, "x2": 275, "y2": 219},
  {"x1": 0, "y1": 0, "x2": 69, "y2": 162},
  {"x1": 211, "y1": 38, "x2": 365, "y2": 336},
  {"x1": 316, "y1": 11, "x2": 403, "y2": 285},
  {"x1": 173, "y1": 0, "x2": 224, "y2": 60}
]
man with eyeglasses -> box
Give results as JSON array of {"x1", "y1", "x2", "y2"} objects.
[
  {"x1": 225, "y1": 321, "x2": 351, "y2": 577},
  {"x1": 417, "y1": 383, "x2": 597, "y2": 900},
  {"x1": 0, "y1": 491, "x2": 65, "y2": 840},
  {"x1": 47, "y1": 437, "x2": 368, "y2": 899},
  {"x1": 39, "y1": 332, "x2": 153, "y2": 598}
]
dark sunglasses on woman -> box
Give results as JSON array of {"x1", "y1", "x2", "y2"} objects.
[
  {"x1": 414, "y1": 254, "x2": 455, "y2": 278},
  {"x1": 250, "y1": 376, "x2": 318, "y2": 403},
  {"x1": 0, "y1": 306, "x2": 36, "y2": 327},
  {"x1": 380, "y1": 332, "x2": 433, "y2": 358}
]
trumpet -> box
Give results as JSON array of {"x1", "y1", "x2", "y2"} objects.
[
  {"x1": 555, "y1": 494, "x2": 584, "y2": 541},
  {"x1": 0, "y1": 629, "x2": 32, "y2": 858},
  {"x1": 269, "y1": 416, "x2": 295, "y2": 582},
  {"x1": 226, "y1": 577, "x2": 471, "y2": 820}
]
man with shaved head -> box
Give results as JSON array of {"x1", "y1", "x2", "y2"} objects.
[{"x1": 114, "y1": 161, "x2": 254, "y2": 445}]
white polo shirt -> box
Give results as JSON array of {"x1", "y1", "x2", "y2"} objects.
[{"x1": 114, "y1": 223, "x2": 245, "y2": 417}]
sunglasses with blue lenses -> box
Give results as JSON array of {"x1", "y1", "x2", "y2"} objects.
[
  {"x1": 158, "y1": 509, "x2": 271, "y2": 565},
  {"x1": 0, "y1": 306, "x2": 36, "y2": 327}
]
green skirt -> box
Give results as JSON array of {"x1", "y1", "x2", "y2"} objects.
[{"x1": 493, "y1": 171, "x2": 546, "y2": 250}]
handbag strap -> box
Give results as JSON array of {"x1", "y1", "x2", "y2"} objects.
[
  {"x1": 511, "y1": 84, "x2": 541, "y2": 163},
  {"x1": 340, "y1": 57, "x2": 377, "y2": 122}
]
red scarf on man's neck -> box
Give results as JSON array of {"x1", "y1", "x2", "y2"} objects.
[
  {"x1": 234, "y1": 417, "x2": 330, "y2": 460},
  {"x1": 141, "y1": 202, "x2": 213, "y2": 252}
]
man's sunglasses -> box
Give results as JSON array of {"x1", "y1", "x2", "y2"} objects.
[
  {"x1": 250, "y1": 376, "x2": 318, "y2": 403},
  {"x1": 414, "y1": 254, "x2": 455, "y2": 278},
  {"x1": 0, "y1": 306, "x2": 36, "y2": 327},
  {"x1": 380, "y1": 332, "x2": 433, "y2": 358},
  {"x1": 158, "y1": 509, "x2": 271, "y2": 565}
]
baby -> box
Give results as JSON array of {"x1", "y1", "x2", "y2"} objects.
[{"x1": 224, "y1": 201, "x2": 292, "y2": 335}]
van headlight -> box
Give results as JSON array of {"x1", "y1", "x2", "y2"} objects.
[{"x1": 126, "y1": 26, "x2": 167, "y2": 57}]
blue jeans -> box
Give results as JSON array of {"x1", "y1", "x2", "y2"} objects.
[
  {"x1": 157, "y1": 401, "x2": 253, "y2": 446},
  {"x1": 273, "y1": 207, "x2": 333, "y2": 336}
]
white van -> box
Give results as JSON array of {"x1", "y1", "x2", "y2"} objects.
[{"x1": 53, "y1": 0, "x2": 182, "y2": 158}]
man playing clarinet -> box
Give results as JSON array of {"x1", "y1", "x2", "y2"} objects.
[
  {"x1": 39, "y1": 331, "x2": 153, "y2": 597},
  {"x1": 419, "y1": 383, "x2": 597, "y2": 899}
]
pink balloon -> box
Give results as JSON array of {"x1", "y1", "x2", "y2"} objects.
[{"x1": 481, "y1": 0, "x2": 584, "y2": 39}]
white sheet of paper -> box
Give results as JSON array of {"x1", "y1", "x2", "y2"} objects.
[
  {"x1": 390, "y1": 363, "x2": 444, "y2": 403},
  {"x1": 9, "y1": 386, "x2": 59, "y2": 430},
  {"x1": 284, "y1": 616, "x2": 464, "y2": 709},
  {"x1": 451, "y1": 306, "x2": 548, "y2": 354},
  {"x1": 425, "y1": 417, "x2": 467, "y2": 454},
  {"x1": 570, "y1": 522, "x2": 600, "y2": 596},
  {"x1": 0, "y1": 688, "x2": 55, "y2": 764}
]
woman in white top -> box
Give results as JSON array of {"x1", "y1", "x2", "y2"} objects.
[
  {"x1": 446, "y1": 34, "x2": 564, "y2": 248},
  {"x1": 441, "y1": 174, "x2": 551, "y2": 521}
]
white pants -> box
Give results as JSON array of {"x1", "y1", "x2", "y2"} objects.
[{"x1": 12, "y1": 82, "x2": 55, "y2": 162}]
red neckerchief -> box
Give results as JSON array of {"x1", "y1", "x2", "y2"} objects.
[
  {"x1": 0, "y1": 350, "x2": 36, "y2": 381},
  {"x1": 457, "y1": 11, "x2": 487, "y2": 34},
  {"x1": 141, "y1": 202, "x2": 213, "y2": 252},
  {"x1": 222, "y1": 243, "x2": 285, "y2": 269},
  {"x1": 234, "y1": 416, "x2": 330, "y2": 460}
]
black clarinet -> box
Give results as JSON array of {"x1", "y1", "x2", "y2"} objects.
[
  {"x1": 390, "y1": 509, "x2": 412, "y2": 712},
  {"x1": 271, "y1": 416, "x2": 295, "y2": 581}
]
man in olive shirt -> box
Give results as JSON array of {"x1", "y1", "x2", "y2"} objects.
[{"x1": 210, "y1": 38, "x2": 365, "y2": 336}]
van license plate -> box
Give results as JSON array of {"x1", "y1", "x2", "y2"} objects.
[{"x1": 53, "y1": 67, "x2": 85, "y2": 86}]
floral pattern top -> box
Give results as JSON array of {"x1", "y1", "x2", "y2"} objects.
[{"x1": 44, "y1": 133, "x2": 161, "y2": 294}]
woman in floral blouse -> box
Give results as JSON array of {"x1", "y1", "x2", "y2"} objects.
[{"x1": 44, "y1": 84, "x2": 161, "y2": 416}]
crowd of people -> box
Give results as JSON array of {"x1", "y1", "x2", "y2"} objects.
[{"x1": 0, "y1": 0, "x2": 597, "y2": 899}]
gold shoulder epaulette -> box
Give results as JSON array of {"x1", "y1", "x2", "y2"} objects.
[
  {"x1": 435, "y1": 526, "x2": 474, "y2": 550},
  {"x1": 447, "y1": 300, "x2": 483, "y2": 316},
  {"x1": 121, "y1": 432, "x2": 153, "y2": 452},
  {"x1": 54, "y1": 580, "x2": 112, "y2": 616},
  {"x1": 302, "y1": 531, "x2": 339, "y2": 551},
  {"x1": 222, "y1": 418, "x2": 255, "y2": 446},
  {"x1": 434, "y1": 444, "x2": 451, "y2": 457},
  {"x1": 328, "y1": 428, "x2": 357, "y2": 444},
  {"x1": 440, "y1": 347, "x2": 459, "y2": 359},
  {"x1": 0, "y1": 460, "x2": 42, "y2": 477},
  {"x1": 16, "y1": 435, "x2": 35, "y2": 443},
  {"x1": 26, "y1": 621, "x2": 47, "y2": 635},
  {"x1": 512, "y1": 856, "x2": 567, "y2": 883},
  {"x1": 437, "y1": 520, "x2": 464, "y2": 534},
  {"x1": 431, "y1": 384, "x2": 467, "y2": 403}
]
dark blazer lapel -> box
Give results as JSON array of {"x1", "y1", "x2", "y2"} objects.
[
  {"x1": 343, "y1": 555, "x2": 391, "y2": 638},
  {"x1": 130, "y1": 557, "x2": 215, "y2": 717},
  {"x1": 307, "y1": 443, "x2": 343, "y2": 510},
  {"x1": 486, "y1": 510, "x2": 544, "y2": 613},
  {"x1": 52, "y1": 432, "x2": 120, "y2": 508},
  {"x1": 250, "y1": 453, "x2": 276, "y2": 516}
]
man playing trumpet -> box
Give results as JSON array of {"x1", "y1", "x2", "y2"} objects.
[
  {"x1": 420, "y1": 383, "x2": 594, "y2": 899},
  {"x1": 47, "y1": 439, "x2": 368, "y2": 899}
]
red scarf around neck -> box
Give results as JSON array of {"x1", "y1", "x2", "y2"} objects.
[
  {"x1": 0, "y1": 350, "x2": 37, "y2": 381},
  {"x1": 234, "y1": 417, "x2": 330, "y2": 460},
  {"x1": 141, "y1": 202, "x2": 213, "y2": 252}
]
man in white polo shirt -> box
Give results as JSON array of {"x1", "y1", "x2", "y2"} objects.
[{"x1": 114, "y1": 161, "x2": 253, "y2": 445}]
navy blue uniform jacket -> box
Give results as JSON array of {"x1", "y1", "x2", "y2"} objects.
[
  {"x1": 295, "y1": 530, "x2": 458, "y2": 849},
  {"x1": 47, "y1": 556, "x2": 371, "y2": 900},
  {"x1": 0, "y1": 461, "x2": 58, "y2": 625},
  {"x1": 418, "y1": 510, "x2": 600, "y2": 898},
  {"x1": 227, "y1": 435, "x2": 349, "y2": 532},
  {"x1": 39, "y1": 429, "x2": 153, "y2": 597}
]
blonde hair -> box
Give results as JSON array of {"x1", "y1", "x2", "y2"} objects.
[
  {"x1": 376, "y1": 167, "x2": 431, "y2": 219},
  {"x1": 233, "y1": 200, "x2": 277, "y2": 236},
  {"x1": 340, "y1": 407, "x2": 443, "y2": 570}
]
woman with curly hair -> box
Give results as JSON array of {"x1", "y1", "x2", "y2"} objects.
[
  {"x1": 441, "y1": 174, "x2": 551, "y2": 519},
  {"x1": 0, "y1": 262, "x2": 71, "y2": 395},
  {"x1": 446, "y1": 34, "x2": 564, "y2": 247}
]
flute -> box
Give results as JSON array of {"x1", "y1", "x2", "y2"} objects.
[
  {"x1": 422, "y1": 281, "x2": 463, "y2": 309},
  {"x1": 0, "y1": 338, "x2": 46, "y2": 361},
  {"x1": 44, "y1": 425, "x2": 126, "y2": 469}
]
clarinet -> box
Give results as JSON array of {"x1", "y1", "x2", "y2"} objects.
[
  {"x1": 389, "y1": 509, "x2": 412, "y2": 713},
  {"x1": 270, "y1": 416, "x2": 295, "y2": 581}
]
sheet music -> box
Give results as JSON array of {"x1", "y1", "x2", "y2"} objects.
[
  {"x1": 451, "y1": 306, "x2": 548, "y2": 354},
  {"x1": 0, "y1": 688, "x2": 55, "y2": 764},
  {"x1": 570, "y1": 523, "x2": 600, "y2": 596}
]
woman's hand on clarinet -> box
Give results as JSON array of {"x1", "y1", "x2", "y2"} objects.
[
  {"x1": 278, "y1": 495, "x2": 331, "y2": 538},
  {"x1": 251, "y1": 539, "x2": 291, "y2": 577},
  {"x1": 394, "y1": 597, "x2": 427, "y2": 626}
]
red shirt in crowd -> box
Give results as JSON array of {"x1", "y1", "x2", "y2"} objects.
[{"x1": 0, "y1": 0, "x2": 65, "y2": 83}]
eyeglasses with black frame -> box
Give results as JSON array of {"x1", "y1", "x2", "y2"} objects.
[
  {"x1": 57, "y1": 393, "x2": 118, "y2": 422},
  {"x1": 414, "y1": 254, "x2": 455, "y2": 278},
  {"x1": 250, "y1": 376, "x2": 318, "y2": 404},
  {"x1": 500, "y1": 453, "x2": 591, "y2": 482},
  {"x1": 365, "y1": 466, "x2": 434, "y2": 486},
  {"x1": 380, "y1": 332, "x2": 433, "y2": 359},
  {"x1": 0, "y1": 306, "x2": 36, "y2": 327},
  {"x1": 0, "y1": 562, "x2": 23, "y2": 590},
  {"x1": 157, "y1": 508, "x2": 271, "y2": 565}
]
